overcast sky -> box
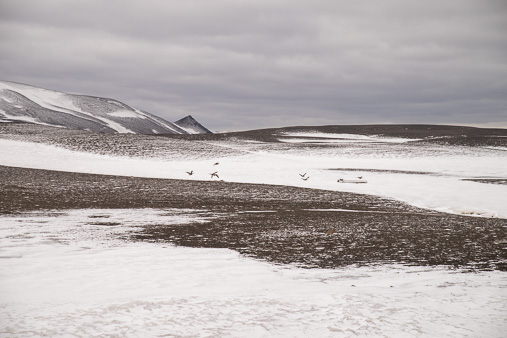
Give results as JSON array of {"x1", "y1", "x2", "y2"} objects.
[{"x1": 1, "y1": 0, "x2": 506, "y2": 131}]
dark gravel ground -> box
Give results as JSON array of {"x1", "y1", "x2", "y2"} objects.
[
  {"x1": 2, "y1": 165, "x2": 506, "y2": 271},
  {"x1": 463, "y1": 178, "x2": 507, "y2": 185}
]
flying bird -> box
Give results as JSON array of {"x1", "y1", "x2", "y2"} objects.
[
  {"x1": 357, "y1": 176, "x2": 363, "y2": 179},
  {"x1": 302, "y1": 176, "x2": 310, "y2": 181},
  {"x1": 299, "y1": 173, "x2": 307, "y2": 178},
  {"x1": 210, "y1": 171, "x2": 219, "y2": 179},
  {"x1": 186, "y1": 170, "x2": 194, "y2": 176},
  {"x1": 214, "y1": 162, "x2": 220, "y2": 166}
]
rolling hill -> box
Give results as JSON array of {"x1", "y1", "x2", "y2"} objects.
[{"x1": 0, "y1": 80, "x2": 211, "y2": 134}]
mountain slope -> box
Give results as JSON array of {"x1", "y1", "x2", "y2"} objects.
[
  {"x1": 173, "y1": 115, "x2": 212, "y2": 134},
  {"x1": 0, "y1": 80, "x2": 211, "y2": 134}
]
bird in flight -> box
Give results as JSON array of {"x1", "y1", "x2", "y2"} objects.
[
  {"x1": 299, "y1": 173, "x2": 307, "y2": 177},
  {"x1": 214, "y1": 162, "x2": 220, "y2": 166},
  {"x1": 357, "y1": 176, "x2": 363, "y2": 179},
  {"x1": 210, "y1": 171, "x2": 219, "y2": 179},
  {"x1": 302, "y1": 176, "x2": 310, "y2": 181},
  {"x1": 186, "y1": 170, "x2": 194, "y2": 176}
]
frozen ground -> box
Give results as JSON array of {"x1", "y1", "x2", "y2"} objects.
[
  {"x1": 0, "y1": 127, "x2": 506, "y2": 218},
  {"x1": 1, "y1": 209, "x2": 506, "y2": 337},
  {"x1": 0, "y1": 123, "x2": 506, "y2": 337}
]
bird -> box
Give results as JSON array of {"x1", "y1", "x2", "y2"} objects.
[
  {"x1": 186, "y1": 170, "x2": 194, "y2": 176},
  {"x1": 302, "y1": 176, "x2": 310, "y2": 181},
  {"x1": 357, "y1": 176, "x2": 363, "y2": 179},
  {"x1": 337, "y1": 178, "x2": 344, "y2": 182},
  {"x1": 299, "y1": 173, "x2": 307, "y2": 177},
  {"x1": 210, "y1": 171, "x2": 219, "y2": 179},
  {"x1": 214, "y1": 162, "x2": 220, "y2": 166}
]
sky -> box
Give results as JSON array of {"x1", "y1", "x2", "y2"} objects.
[{"x1": 1, "y1": 0, "x2": 506, "y2": 131}]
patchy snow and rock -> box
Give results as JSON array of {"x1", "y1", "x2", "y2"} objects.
[
  {"x1": 0, "y1": 80, "x2": 211, "y2": 134},
  {"x1": 1, "y1": 124, "x2": 506, "y2": 337},
  {"x1": 0, "y1": 133, "x2": 505, "y2": 218},
  {"x1": 1, "y1": 209, "x2": 505, "y2": 337}
]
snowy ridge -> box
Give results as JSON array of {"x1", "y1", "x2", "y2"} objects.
[{"x1": 0, "y1": 80, "x2": 211, "y2": 134}]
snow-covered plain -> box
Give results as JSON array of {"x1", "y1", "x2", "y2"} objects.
[
  {"x1": 1, "y1": 129, "x2": 506, "y2": 337},
  {"x1": 1, "y1": 209, "x2": 506, "y2": 337}
]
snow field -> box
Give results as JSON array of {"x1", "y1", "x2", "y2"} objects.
[{"x1": 1, "y1": 209, "x2": 506, "y2": 337}]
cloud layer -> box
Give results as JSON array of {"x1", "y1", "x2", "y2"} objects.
[{"x1": 1, "y1": 0, "x2": 506, "y2": 130}]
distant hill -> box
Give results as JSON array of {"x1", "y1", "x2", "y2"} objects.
[
  {"x1": 173, "y1": 115, "x2": 212, "y2": 134},
  {"x1": 0, "y1": 80, "x2": 211, "y2": 134}
]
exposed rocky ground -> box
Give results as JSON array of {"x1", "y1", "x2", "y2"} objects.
[
  {"x1": 2, "y1": 122, "x2": 507, "y2": 154},
  {"x1": 169, "y1": 124, "x2": 507, "y2": 147},
  {"x1": 2, "y1": 165, "x2": 505, "y2": 271},
  {"x1": 0, "y1": 123, "x2": 237, "y2": 159}
]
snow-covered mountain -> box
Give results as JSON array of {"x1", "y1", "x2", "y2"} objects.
[{"x1": 0, "y1": 80, "x2": 211, "y2": 134}]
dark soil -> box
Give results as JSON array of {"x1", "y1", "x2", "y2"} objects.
[
  {"x1": 2, "y1": 165, "x2": 505, "y2": 271},
  {"x1": 462, "y1": 178, "x2": 507, "y2": 185}
]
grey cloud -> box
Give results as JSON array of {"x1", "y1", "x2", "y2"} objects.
[{"x1": 1, "y1": 0, "x2": 506, "y2": 131}]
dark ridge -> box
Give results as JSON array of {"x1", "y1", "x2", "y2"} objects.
[
  {"x1": 173, "y1": 115, "x2": 213, "y2": 134},
  {"x1": 156, "y1": 124, "x2": 507, "y2": 147}
]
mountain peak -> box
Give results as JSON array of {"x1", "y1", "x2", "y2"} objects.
[{"x1": 174, "y1": 115, "x2": 213, "y2": 134}]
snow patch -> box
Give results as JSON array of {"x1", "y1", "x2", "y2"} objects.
[
  {"x1": 175, "y1": 124, "x2": 200, "y2": 134},
  {"x1": 280, "y1": 132, "x2": 421, "y2": 143},
  {"x1": 93, "y1": 115, "x2": 135, "y2": 133},
  {"x1": 484, "y1": 146, "x2": 507, "y2": 151},
  {"x1": 107, "y1": 110, "x2": 143, "y2": 118}
]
